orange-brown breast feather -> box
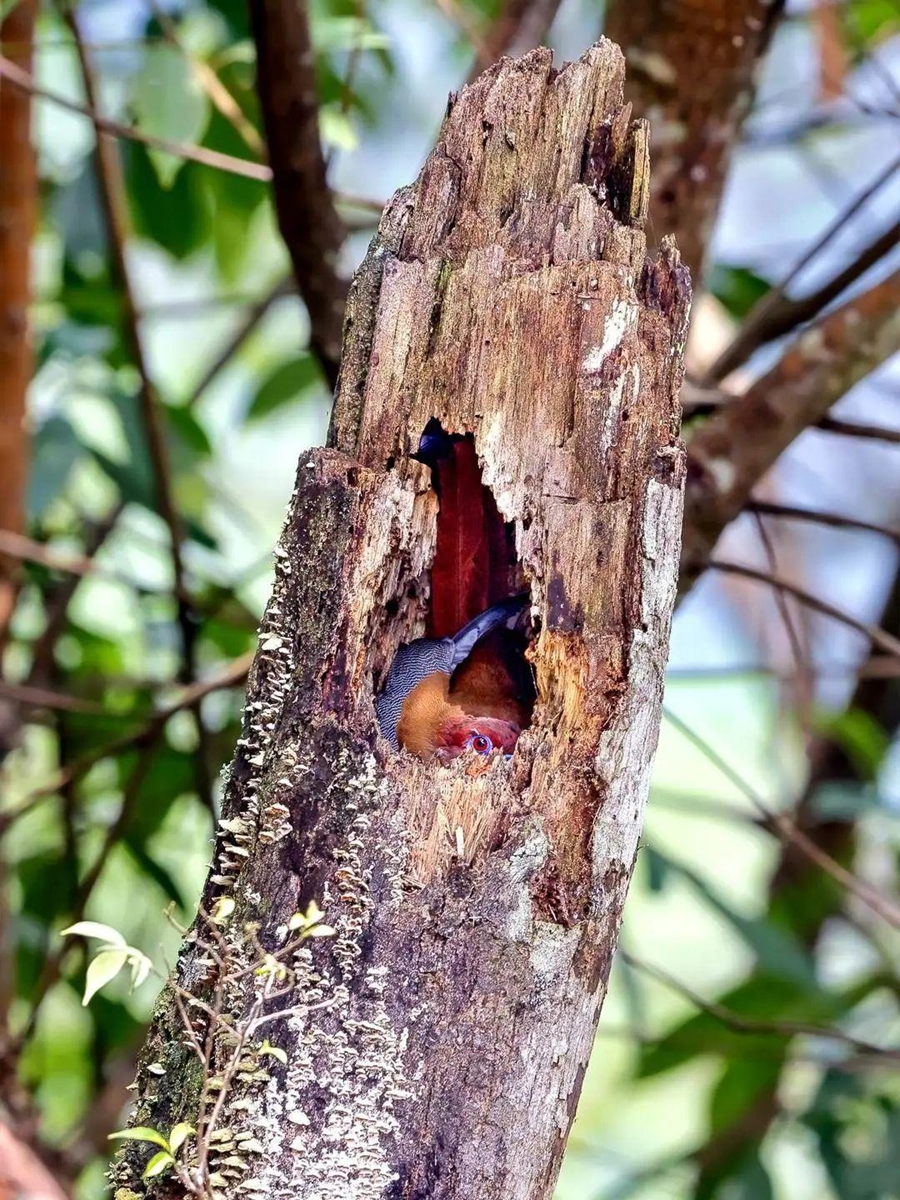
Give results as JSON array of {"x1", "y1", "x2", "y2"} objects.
[
  {"x1": 449, "y1": 635, "x2": 530, "y2": 728},
  {"x1": 396, "y1": 672, "x2": 467, "y2": 760}
]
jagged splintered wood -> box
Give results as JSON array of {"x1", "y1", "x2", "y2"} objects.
[{"x1": 119, "y1": 42, "x2": 690, "y2": 1200}]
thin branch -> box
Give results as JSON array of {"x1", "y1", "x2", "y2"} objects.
[
  {"x1": 663, "y1": 706, "x2": 900, "y2": 930},
  {"x1": 0, "y1": 523, "x2": 166, "y2": 588},
  {"x1": 149, "y1": 1, "x2": 265, "y2": 158},
  {"x1": 708, "y1": 559, "x2": 900, "y2": 658},
  {"x1": 708, "y1": 214, "x2": 900, "y2": 382},
  {"x1": 621, "y1": 952, "x2": 899, "y2": 1061},
  {"x1": 184, "y1": 274, "x2": 293, "y2": 408},
  {"x1": 248, "y1": 0, "x2": 348, "y2": 388},
  {"x1": 67, "y1": 15, "x2": 215, "y2": 812},
  {"x1": 0, "y1": 651, "x2": 253, "y2": 834},
  {"x1": 746, "y1": 500, "x2": 900, "y2": 545},
  {"x1": 817, "y1": 415, "x2": 900, "y2": 445},
  {"x1": 710, "y1": 152, "x2": 900, "y2": 381},
  {"x1": 681, "y1": 270, "x2": 900, "y2": 583},
  {"x1": 0, "y1": 52, "x2": 271, "y2": 181},
  {"x1": 0, "y1": 680, "x2": 106, "y2": 714}
]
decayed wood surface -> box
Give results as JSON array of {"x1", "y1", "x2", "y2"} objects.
[{"x1": 118, "y1": 42, "x2": 690, "y2": 1200}]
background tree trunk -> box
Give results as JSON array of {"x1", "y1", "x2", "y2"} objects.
[{"x1": 117, "y1": 42, "x2": 690, "y2": 1200}]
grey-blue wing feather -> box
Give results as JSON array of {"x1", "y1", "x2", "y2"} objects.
[{"x1": 375, "y1": 595, "x2": 529, "y2": 748}]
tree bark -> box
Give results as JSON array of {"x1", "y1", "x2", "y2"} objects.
[
  {"x1": 0, "y1": 0, "x2": 36, "y2": 646},
  {"x1": 117, "y1": 43, "x2": 690, "y2": 1200},
  {"x1": 604, "y1": 0, "x2": 785, "y2": 282}
]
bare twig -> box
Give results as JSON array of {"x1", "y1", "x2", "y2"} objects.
[
  {"x1": 67, "y1": 15, "x2": 216, "y2": 812},
  {"x1": 708, "y1": 216, "x2": 900, "y2": 382},
  {"x1": 0, "y1": 52, "x2": 270, "y2": 181},
  {"x1": 817, "y1": 415, "x2": 900, "y2": 445},
  {"x1": 248, "y1": 0, "x2": 348, "y2": 387},
  {"x1": 621, "y1": 952, "x2": 899, "y2": 1061},
  {"x1": 705, "y1": 154, "x2": 900, "y2": 383},
  {"x1": 708, "y1": 559, "x2": 900, "y2": 658},
  {"x1": 184, "y1": 274, "x2": 294, "y2": 408},
  {"x1": 0, "y1": 680, "x2": 106, "y2": 715},
  {"x1": 746, "y1": 500, "x2": 900, "y2": 545},
  {"x1": 663, "y1": 706, "x2": 900, "y2": 930},
  {"x1": 682, "y1": 270, "x2": 900, "y2": 582}
]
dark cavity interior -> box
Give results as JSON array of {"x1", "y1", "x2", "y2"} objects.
[{"x1": 416, "y1": 418, "x2": 536, "y2": 732}]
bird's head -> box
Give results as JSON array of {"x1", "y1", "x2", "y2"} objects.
[{"x1": 436, "y1": 716, "x2": 521, "y2": 761}]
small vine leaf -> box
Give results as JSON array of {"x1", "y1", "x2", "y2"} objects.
[
  {"x1": 168, "y1": 1123, "x2": 195, "y2": 1154},
  {"x1": 61, "y1": 922, "x2": 126, "y2": 949},
  {"x1": 109, "y1": 1127, "x2": 172, "y2": 1151},
  {"x1": 142, "y1": 1150, "x2": 176, "y2": 1180},
  {"x1": 257, "y1": 1039, "x2": 288, "y2": 1065},
  {"x1": 306, "y1": 924, "x2": 336, "y2": 938},
  {"x1": 129, "y1": 951, "x2": 153, "y2": 990},
  {"x1": 83, "y1": 949, "x2": 129, "y2": 1005},
  {"x1": 211, "y1": 896, "x2": 236, "y2": 923}
]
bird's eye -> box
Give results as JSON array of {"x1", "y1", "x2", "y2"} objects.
[{"x1": 466, "y1": 732, "x2": 493, "y2": 755}]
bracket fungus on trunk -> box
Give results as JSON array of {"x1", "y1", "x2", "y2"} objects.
[{"x1": 118, "y1": 41, "x2": 690, "y2": 1200}]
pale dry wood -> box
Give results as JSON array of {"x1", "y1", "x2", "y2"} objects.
[{"x1": 118, "y1": 43, "x2": 689, "y2": 1200}]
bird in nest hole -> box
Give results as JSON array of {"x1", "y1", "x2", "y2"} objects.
[{"x1": 376, "y1": 422, "x2": 535, "y2": 762}]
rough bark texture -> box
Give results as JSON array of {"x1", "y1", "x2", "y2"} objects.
[
  {"x1": 118, "y1": 44, "x2": 689, "y2": 1200},
  {"x1": 604, "y1": 0, "x2": 784, "y2": 281},
  {"x1": 0, "y1": 0, "x2": 36, "y2": 639},
  {"x1": 249, "y1": 0, "x2": 347, "y2": 387}
]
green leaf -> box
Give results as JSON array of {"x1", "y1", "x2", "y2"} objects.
[
  {"x1": 812, "y1": 706, "x2": 891, "y2": 780},
  {"x1": 708, "y1": 264, "x2": 771, "y2": 320},
  {"x1": 126, "y1": 142, "x2": 212, "y2": 260},
  {"x1": 82, "y1": 949, "x2": 129, "y2": 1005},
  {"x1": 165, "y1": 402, "x2": 212, "y2": 458},
  {"x1": 109, "y1": 1126, "x2": 172, "y2": 1151},
  {"x1": 122, "y1": 837, "x2": 187, "y2": 909},
  {"x1": 168, "y1": 1123, "x2": 195, "y2": 1154},
  {"x1": 846, "y1": 0, "x2": 900, "y2": 47},
  {"x1": 648, "y1": 849, "x2": 817, "y2": 988},
  {"x1": 132, "y1": 45, "x2": 210, "y2": 187},
  {"x1": 61, "y1": 921, "x2": 127, "y2": 948},
  {"x1": 247, "y1": 355, "x2": 324, "y2": 422},
  {"x1": 709, "y1": 1056, "x2": 782, "y2": 1135},
  {"x1": 28, "y1": 417, "x2": 84, "y2": 520},
  {"x1": 143, "y1": 1150, "x2": 176, "y2": 1179}
]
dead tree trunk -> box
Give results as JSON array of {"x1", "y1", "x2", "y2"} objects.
[{"x1": 117, "y1": 42, "x2": 690, "y2": 1200}]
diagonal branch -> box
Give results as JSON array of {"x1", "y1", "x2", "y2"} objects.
[
  {"x1": 604, "y1": 0, "x2": 786, "y2": 281},
  {"x1": 708, "y1": 214, "x2": 900, "y2": 383},
  {"x1": 66, "y1": 16, "x2": 215, "y2": 813},
  {"x1": 0, "y1": 52, "x2": 271, "y2": 181},
  {"x1": 248, "y1": 0, "x2": 348, "y2": 388},
  {"x1": 681, "y1": 270, "x2": 900, "y2": 582}
]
